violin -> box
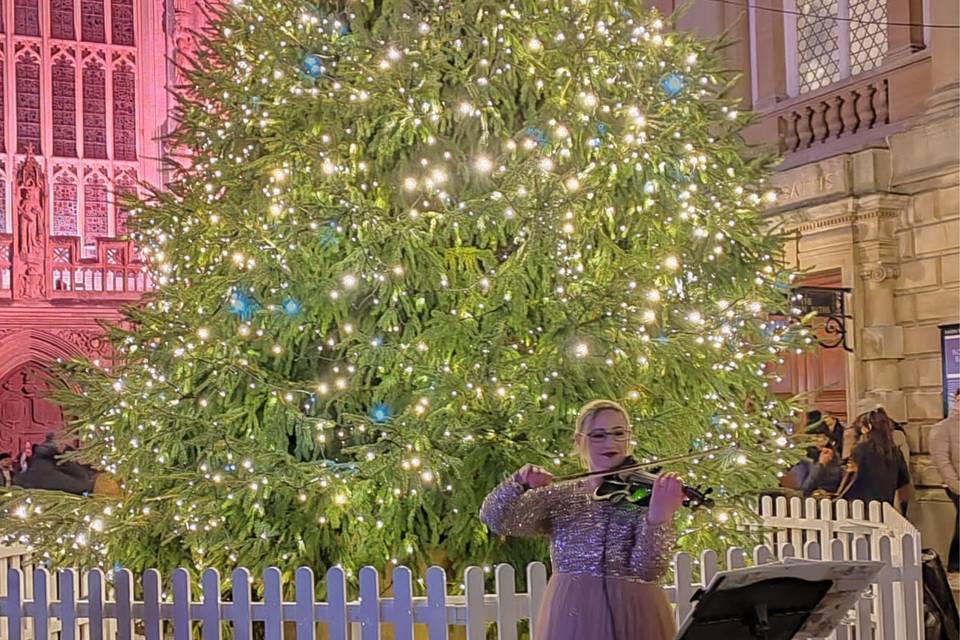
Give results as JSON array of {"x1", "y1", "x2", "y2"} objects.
[{"x1": 565, "y1": 457, "x2": 715, "y2": 510}]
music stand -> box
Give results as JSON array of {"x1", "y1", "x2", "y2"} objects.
[{"x1": 676, "y1": 558, "x2": 883, "y2": 640}]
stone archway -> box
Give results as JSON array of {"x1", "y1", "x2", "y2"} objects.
[
  {"x1": 0, "y1": 362, "x2": 65, "y2": 456},
  {"x1": 0, "y1": 329, "x2": 89, "y2": 457}
]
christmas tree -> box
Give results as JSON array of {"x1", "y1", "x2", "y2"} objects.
[{"x1": 1, "y1": 0, "x2": 805, "y2": 580}]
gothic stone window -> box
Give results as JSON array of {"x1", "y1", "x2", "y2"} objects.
[
  {"x1": 82, "y1": 58, "x2": 107, "y2": 158},
  {"x1": 84, "y1": 172, "x2": 108, "y2": 240},
  {"x1": 15, "y1": 0, "x2": 40, "y2": 37},
  {"x1": 81, "y1": 0, "x2": 106, "y2": 43},
  {"x1": 51, "y1": 0, "x2": 76, "y2": 40},
  {"x1": 0, "y1": 176, "x2": 6, "y2": 234},
  {"x1": 52, "y1": 55, "x2": 77, "y2": 157},
  {"x1": 5, "y1": 0, "x2": 152, "y2": 249},
  {"x1": 113, "y1": 62, "x2": 136, "y2": 160},
  {"x1": 15, "y1": 51, "x2": 41, "y2": 154},
  {"x1": 111, "y1": 0, "x2": 135, "y2": 46},
  {"x1": 0, "y1": 64, "x2": 5, "y2": 154},
  {"x1": 787, "y1": 0, "x2": 889, "y2": 95},
  {"x1": 53, "y1": 174, "x2": 79, "y2": 236}
]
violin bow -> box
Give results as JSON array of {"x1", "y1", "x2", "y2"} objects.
[{"x1": 553, "y1": 447, "x2": 728, "y2": 483}]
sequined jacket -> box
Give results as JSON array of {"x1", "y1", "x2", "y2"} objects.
[{"x1": 480, "y1": 478, "x2": 676, "y2": 582}]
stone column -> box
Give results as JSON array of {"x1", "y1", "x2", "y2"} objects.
[
  {"x1": 925, "y1": 0, "x2": 960, "y2": 118},
  {"x1": 854, "y1": 195, "x2": 908, "y2": 420},
  {"x1": 753, "y1": 0, "x2": 788, "y2": 110}
]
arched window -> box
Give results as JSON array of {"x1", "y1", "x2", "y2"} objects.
[
  {"x1": 82, "y1": 59, "x2": 107, "y2": 159},
  {"x1": 53, "y1": 175, "x2": 79, "y2": 236},
  {"x1": 0, "y1": 175, "x2": 6, "y2": 234},
  {"x1": 15, "y1": 52, "x2": 41, "y2": 153},
  {"x1": 113, "y1": 63, "x2": 136, "y2": 160},
  {"x1": 0, "y1": 65, "x2": 6, "y2": 153},
  {"x1": 84, "y1": 172, "x2": 109, "y2": 241},
  {"x1": 52, "y1": 56, "x2": 77, "y2": 157},
  {"x1": 114, "y1": 169, "x2": 137, "y2": 235}
]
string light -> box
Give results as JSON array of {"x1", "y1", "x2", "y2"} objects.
[{"x1": 0, "y1": 0, "x2": 809, "y2": 577}]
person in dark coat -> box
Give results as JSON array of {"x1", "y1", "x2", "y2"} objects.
[
  {"x1": 58, "y1": 445, "x2": 98, "y2": 485},
  {"x1": 843, "y1": 409, "x2": 910, "y2": 506},
  {"x1": 802, "y1": 445, "x2": 844, "y2": 496},
  {"x1": 12, "y1": 443, "x2": 94, "y2": 495}
]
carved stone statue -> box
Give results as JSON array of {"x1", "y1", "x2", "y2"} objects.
[
  {"x1": 16, "y1": 149, "x2": 46, "y2": 260},
  {"x1": 14, "y1": 148, "x2": 48, "y2": 299}
]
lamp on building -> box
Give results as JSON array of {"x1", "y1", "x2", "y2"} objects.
[{"x1": 791, "y1": 286, "x2": 853, "y2": 352}]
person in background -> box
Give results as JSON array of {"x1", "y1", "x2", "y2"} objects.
[
  {"x1": 843, "y1": 408, "x2": 910, "y2": 507},
  {"x1": 18, "y1": 442, "x2": 32, "y2": 473},
  {"x1": 0, "y1": 453, "x2": 14, "y2": 487},
  {"x1": 890, "y1": 418, "x2": 913, "y2": 516},
  {"x1": 12, "y1": 441, "x2": 94, "y2": 496},
  {"x1": 930, "y1": 389, "x2": 960, "y2": 572},
  {"x1": 806, "y1": 410, "x2": 844, "y2": 459},
  {"x1": 801, "y1": 444, "x2": 844, "y2": 497}
]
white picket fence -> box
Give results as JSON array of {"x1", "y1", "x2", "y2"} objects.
[
  {"x1": 758, "y1": 494, "x2": 922, "y2": 560},
  {"x1": 0, "y1": 498, "x2": 925, "y2": 639}
]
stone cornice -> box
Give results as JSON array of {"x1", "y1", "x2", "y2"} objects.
[{"x1": 769, "y1": 193, "x2": 909, "y2": 235}]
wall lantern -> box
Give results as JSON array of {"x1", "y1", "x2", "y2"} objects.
[{"x1": 791, "y1": 286, "x2": 853, "y2": 352}]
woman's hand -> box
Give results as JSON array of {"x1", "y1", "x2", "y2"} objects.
[
  {"x1": 514, "y1": 464, "x2": 554, "y2": 490},
  {"x1": 648, "y1": 472, "x2": 684, "y2": 524}
]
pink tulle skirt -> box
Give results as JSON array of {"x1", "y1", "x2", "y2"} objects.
[{"x1": 534, "y1": 573, "x2": 676, "y2": 640}]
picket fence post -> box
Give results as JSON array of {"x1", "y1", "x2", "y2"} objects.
[
  {"x1": 199, "y1": 569, "x2": 221, "y2": 640},
  {"x1": 422, "y1": 566, "x2": 448, "y2": 640}
]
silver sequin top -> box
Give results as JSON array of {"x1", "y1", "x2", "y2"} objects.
[{"x1": 480, "y1": 478, "x2": 676, "y2": 582}]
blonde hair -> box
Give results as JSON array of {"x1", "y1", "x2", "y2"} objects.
[
  {"x1": 574, "y1": 400, "x2": 632, "y2": 465},
  {"x1": 575, "y1": 399, "x2": 631, "y2": 435}
]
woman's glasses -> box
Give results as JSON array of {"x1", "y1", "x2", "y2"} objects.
[{"x1": 585, "y1": 429, "x2": 632, "y2": 443}]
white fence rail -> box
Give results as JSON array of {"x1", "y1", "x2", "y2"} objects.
[
  {"x1": 0, "y1": 498, "x2": 925, "y2": 639},
  {"x1": 758, "y1": 494, "x2": 921, "y2": 556}
]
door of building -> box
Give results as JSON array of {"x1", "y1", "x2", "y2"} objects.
[{"x1": 769, "y1": 269, "x2": 849, "y2": 423}]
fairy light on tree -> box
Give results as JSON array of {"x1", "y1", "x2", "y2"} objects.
[{"x1": 0, "y1": 0, "x2": 807, "y2": 578}]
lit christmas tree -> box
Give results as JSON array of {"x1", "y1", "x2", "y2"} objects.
[{"x1": 0, "y1": 0, "x2": 807, "y2": 579}]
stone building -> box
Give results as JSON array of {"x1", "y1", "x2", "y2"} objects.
[
  {"x1": 0, "y1": 0, "x2": 204, "y2": 456},
  {"x1": 657, "y1": 0, "x2": 959, "y2": 557}
]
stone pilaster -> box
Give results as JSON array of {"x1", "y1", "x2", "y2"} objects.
[
  {"x1": 854, "y1": 195, "x2": 909, "y2": 421},
  {"x1": 924, "y1": 0, "x2": 960, "y2": 119}
]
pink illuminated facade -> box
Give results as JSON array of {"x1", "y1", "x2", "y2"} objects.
[{"x1": 0, "y1": 0, "x2": 205, "y2": 454}]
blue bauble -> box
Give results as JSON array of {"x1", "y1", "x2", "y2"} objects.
[
  {"x1": 228, "y1": 289, "x2": 260, "y2": 322},
  {"x1": 301, "y1": 53, "x2": 326, "y2": 79},
  {"x1": 281, "y1": 297, "x2": 302, "y2": 316},
  {"x1": 660, "y1": 73, "x2": 684, "y2": 97},
  {"x1": 370, "y1": 403, "x2": 392, "y2": 423},
  {"x1": 525, "y1": 126, "x2": 548, "y2": 147}
]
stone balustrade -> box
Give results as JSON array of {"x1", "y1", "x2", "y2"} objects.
[
  {"x1": 777, "y1": 77, "x2": 890, "y2": 155},
  {"x1": 0, "y1": 234, "x2": 150, "y2": 301}
]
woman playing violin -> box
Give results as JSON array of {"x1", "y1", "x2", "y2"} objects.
[{"x1": 480, "y1": 399, "x2": 684, "y2": 640}]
